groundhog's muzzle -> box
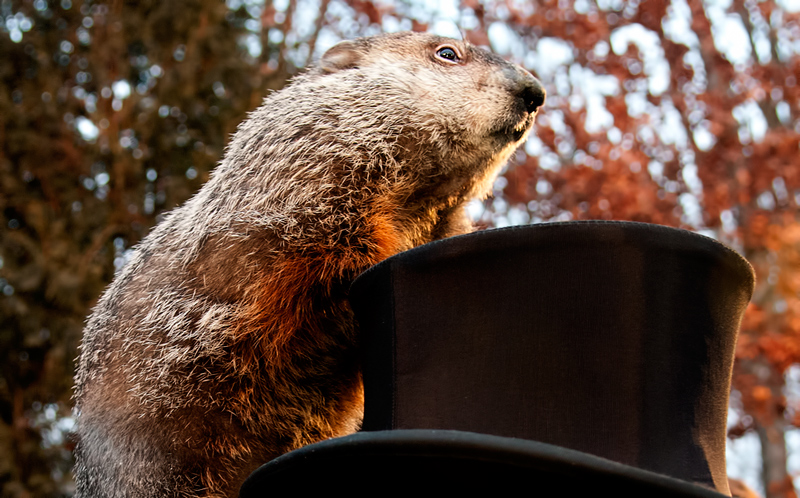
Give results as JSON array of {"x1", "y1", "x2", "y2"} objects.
[{"x1": 503, "y1": 66, "x2": 546, "y2": 142}]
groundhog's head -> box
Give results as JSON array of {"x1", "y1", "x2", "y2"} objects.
[{"x1": 311, "y1": 31, "x2": 545, "y2": 199}]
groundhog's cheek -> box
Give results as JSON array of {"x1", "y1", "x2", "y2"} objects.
[{"x1": 461, "y1": 96, "x2": 514, "y2": 137}]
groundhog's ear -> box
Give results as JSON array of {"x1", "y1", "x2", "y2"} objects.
[{"x1": 319, "y1": 40, "x2": 364, "y2": 73}]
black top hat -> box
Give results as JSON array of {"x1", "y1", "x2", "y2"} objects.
[{"x1": 241, "y1": 221, "x2": 754, "y2": 496}]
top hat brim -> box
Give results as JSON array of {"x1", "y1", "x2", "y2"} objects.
[{"x1": 239, "y1": 429, "x2": 728, "y2": 496}]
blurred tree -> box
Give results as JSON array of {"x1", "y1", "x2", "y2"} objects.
[
  {"x1": 0, "y1": 0, "x2": 297, "y2": 494},
  {"x1": 2, "y1": 0, "x2": 799, "y2": 496},
  {"x1": 475, "y1": 2, "x2": 800, "y2": 497}
]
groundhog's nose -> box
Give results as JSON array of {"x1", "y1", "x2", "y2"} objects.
[
  {"x1": 510, "y1": 66, "x2": 546, "y2": 114},
  {"x1": 523, "y1": 80, "x2": 546, "y2": 114}
]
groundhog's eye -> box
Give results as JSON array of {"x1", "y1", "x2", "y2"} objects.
[{"x1": 435, "y1": 46, "x2": 460, "y2": 63}]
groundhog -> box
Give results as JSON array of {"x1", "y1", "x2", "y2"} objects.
[{"x1": 73, "y1": 31, "x2": 545, "y2": 497}]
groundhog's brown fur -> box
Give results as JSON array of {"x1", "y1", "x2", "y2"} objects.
[{"x1": 73, "y1": 32, "x2": 545, "y2": 497}]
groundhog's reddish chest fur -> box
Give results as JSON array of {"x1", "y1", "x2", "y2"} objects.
[{"x1": 73, "y1": 31, "x2": 544, "y2": 497}]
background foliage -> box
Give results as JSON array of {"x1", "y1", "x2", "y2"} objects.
[{"x1": 1, "y1": 0, "x2": 799, "y2": 496}]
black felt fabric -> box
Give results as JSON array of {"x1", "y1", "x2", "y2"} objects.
[{"x1": 349, "y1": 221, "x2": 754, "y2": 492}]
